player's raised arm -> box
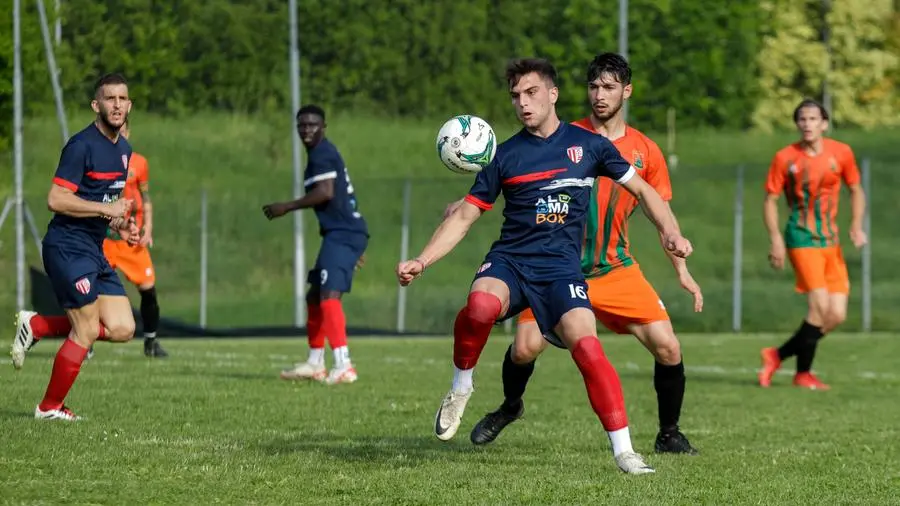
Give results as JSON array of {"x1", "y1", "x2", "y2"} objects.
[{"x1": 47, "y1": 140, "x2": 131, "y2": 219}]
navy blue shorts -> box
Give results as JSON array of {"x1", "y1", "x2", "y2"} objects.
[
  {"x1": 42, "y1": 243, "x2": 126, "y2": 310},
  {"x1": 307, "y1": 232, "x2": 368, "y2": 293},
  {"x1": 473, "y1": 256, "x2": 591, "y2": 348}
]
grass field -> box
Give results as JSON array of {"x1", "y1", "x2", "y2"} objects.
[
  {"x1": 1, "y1": 333, "x2": 898, "y2": 504},
  {"x1": 1, "y1": 112, "x2": 900, "y2": 332}
]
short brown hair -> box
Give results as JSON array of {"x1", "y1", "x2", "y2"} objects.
[
  {"x1": 94, "y1": 73, "x2": 128, "y2": 98},
  {"x1": 793, "y1": 98, "x2": 829, "y2": 122},
  {"x1": 506, "y1": 58, "x2": 558, "y2": 89}
]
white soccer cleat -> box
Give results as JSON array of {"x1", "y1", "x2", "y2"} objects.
[
  {"x1": 324, "y1": 366, "x2": 358, "y2": 385},
  {"x1": 615, "y1": 451, "x2": 656, "y2": 475},
  {"x1": 11, "y1": 310, "x2": 37, "y2": 370},
  {"x1": 433, "y1": 388, "x2": 473, "y2": 441},
  {"x1": 279, "y1": 361, "x2": 327, "y2": 381},
  {"x1": 34, "y1": 405, "x2": 80, "y2": 422}
]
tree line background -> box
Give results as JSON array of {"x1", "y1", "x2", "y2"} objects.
[{"x1": 1, "y1": 0, "x2": 898, "y2": 152}]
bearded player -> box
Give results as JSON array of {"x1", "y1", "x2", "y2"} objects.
[
  {"x1": 10, "y1": 73, "x2": 140, "y2": 420},
  {"x1": 397, "y1": 58, "x2": 693, "y2": 474}
]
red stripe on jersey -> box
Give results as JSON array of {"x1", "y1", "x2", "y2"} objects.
[
  {"x1": 52, "y1": 177, "x2": 78, "y2": 192},
  {"x1": 502, "y1": 168, "x2": 567, "y2": 186},
  {"x1": 85, "y1": 171, "x2": 121, "y2": 180},
  {"x1": 465, "y1": 194, "x2": 493, "y2": 211}
]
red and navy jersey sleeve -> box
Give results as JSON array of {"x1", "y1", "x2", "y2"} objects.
[
  {"x1": 53, "y1": 139, "x2": 88, "y2": 192},
  {"x1": 465, "y1": 156, "x2": 502, "y2": 211},
  {"x1": 589, "y1": 135, "x2": 634, "y2": 184}
]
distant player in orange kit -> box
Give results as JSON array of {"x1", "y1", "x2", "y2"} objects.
[
  {"x1": 103, "y1": 119, "x2": 168, "y2": 358},
  {"x1": 758, "y1": 99, "x2": 867, "y2": 390}
]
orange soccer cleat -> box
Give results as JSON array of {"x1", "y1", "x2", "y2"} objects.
[
  {"x1": 758, "y1": 347, "x2": 782, "y2": 387},
  {"x1": 793, "y1": 372, "x2": 830, "y2": 390}
]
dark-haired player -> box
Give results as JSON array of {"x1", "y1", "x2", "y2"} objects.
[
  {"x1": 397, "y1": 58, "x2": 692, "y2": 474},
  {"x1": 263, "y1": 105, "x2": 367, "y2": 385},
  {"x1": 10, "y1": 73, "x2": 140, "y2": 421},
  {"x1": 758, "y1": 99, "x2": 867, "y2": 390},
  {"x1": 465, "y1": 53, "x2": 701, "y2": 454}
]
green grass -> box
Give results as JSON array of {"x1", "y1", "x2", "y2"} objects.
[
  {"x1": 1, "y1": 334, "x2": 898, "y2": 504},
  {"x1": 1, "y1": 111, "x2": 899, "y2": 332}
]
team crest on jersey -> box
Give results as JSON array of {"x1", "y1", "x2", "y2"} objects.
[
  {"x1": 477, "y1": 262, "x2": 492, "y2": 274},
  {"x1": 121, "y1": 155, "x2": 129, "y2": 169},
  {"x1": 829, "y1": 157, "x2": 838, "y2": 172},
  {"x1": 566, "y1": 146, "x2": 583, "y2": 164},
  {"x1": 75, "y1": 277, "x2": 91, "y2": 295},
  {"x1": 633, "y1": 151, "x2": 644, "y2": 169}
]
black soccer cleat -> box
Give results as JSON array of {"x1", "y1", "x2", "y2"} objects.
[
  {"x1": 470, "y1": 401, "x2": 524, "y2": 445},
  {"x1": 144, "y1": 338, "x2": 168, "y2": 358},
  {"x1": 654, "y1": 428, "x2": 699, "y2": 455}
]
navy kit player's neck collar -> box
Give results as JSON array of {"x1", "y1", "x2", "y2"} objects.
[
  {"x1": 91, "y1": 121, "x2": 122, "y2": 145},
  {"x1": 522, "y1": 120, "x2": 566, "y2": 145}
]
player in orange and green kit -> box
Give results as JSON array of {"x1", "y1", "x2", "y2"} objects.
[
  {"x1": 462, "y1": 53, "x2": 703, "y2": 454},
  {"x1": 758, "y1": 99, "x2": 867, "y2": 390},
  {"x1": 103, "y1": 120, "x2": 167, "y2": 358}
]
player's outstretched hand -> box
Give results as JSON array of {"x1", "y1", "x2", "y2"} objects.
[
  {"x1": 849, "y1": 227, "x2": 868, "y2": 249},
  {"x1": 396, "y1": 258, "x2": 426, "y2": 286},
  {"x1": 106, "y1": 198, "x2": 132, "y2": 219},
  {"x1": 262, "y1": 202, "x2": 291, "y2": 220},
  {"x1": 140, "y1": 226, "x2": 154, "y2": 248},
  {"x1": 664, "y1": 234, "x2": 692, "y2": 258},
  {"x1": 768, "y1": 237, "x2": 786, "y2": 270},
  {"x1": 443, "y1": 198, "x2": 465, "y2": 219},
  {"x1": 125, "y1": 218, "x2": 141, "y2": 246},
  {"x1": 678, "y1": 271, "x2": 704, "y2": 312}
]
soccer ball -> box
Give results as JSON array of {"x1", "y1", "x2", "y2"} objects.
[{"x1": 436, "y1": 115, "x2": 497, "y2": 174}]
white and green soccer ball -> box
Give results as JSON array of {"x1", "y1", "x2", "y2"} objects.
[{"x1": 436, "y1": 115, "x2": 497, "y2": 174}]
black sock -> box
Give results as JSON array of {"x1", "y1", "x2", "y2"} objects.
[
  {"x1": 654, "y1": 361, "x2": 686, "y2": 433},
  {"x1": 139, "y1": 287, "x2": 160, "y2": 338},
  {"x1": 500, "y1": 345, "x2": 534, "y2": 413},
  {"x1": 795, "y1": 322, "x2": 824, "y2": 373},
  {"x1": 777, "y1": 321, "x2": 810, "y2": 360}
]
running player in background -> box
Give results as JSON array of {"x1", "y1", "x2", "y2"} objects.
[
  {"x1": 263, "y1": 105, "x2": 368, "y2": 385},
  {"x1": 758, "y1": 99, "x2": 867, "y2": 390},
  {"x1": 9, "y1": 73, "x2": 141, "y2": 421},
  {"x1": 103, "y1": 119, "x2": 167, "y2": 358},
  {"x1": 465, "y1": 53, "x2": 701, "y2": 454},
  {"x1": 397, "y1": 58, "x2": 693, "y2": 474}
]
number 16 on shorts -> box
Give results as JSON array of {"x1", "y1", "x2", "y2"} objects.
[{"x1": 568, "y1": 283, "x2": 587, "y2": 299}]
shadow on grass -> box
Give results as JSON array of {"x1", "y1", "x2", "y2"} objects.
[{"x1": 256, "y1": 431, "x2": 541, "y2": 468}]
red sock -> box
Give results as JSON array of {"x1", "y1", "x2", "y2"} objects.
[
  {"x1": 320, "y1": 299, "x2": 347, "y2": 348},
  {"x1": 452, "y1": 291, "x2": 502, "y2": 370},
  {"x1": 29, "y1": 315, "x2": 71, "y2": 340},
  {"x1": 38, "y1": 338, "x2": 89, "y2": 411},
  {"x1": 307, "y1": 303, "x2": 324, "y2": 348},
  {"x1": 571, "y1": 337, "x2": 628, "y2": 431},
  {"x1": 95, "y1": 325, "x2": 108, "y2": 341}
]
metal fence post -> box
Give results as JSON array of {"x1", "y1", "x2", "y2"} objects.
[
  {"x1": 200, "y1": 189, "x2": 208, "y2": 328},
  {"x1": 397, "y1": 179, "x2": 412, "y2": 333},
  {"x1": 732, "y1": 164, "x2": 744, "y2": 332}
]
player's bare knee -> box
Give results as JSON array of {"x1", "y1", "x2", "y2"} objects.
[
  {"x1": 824, "y1": 309, "x2": 846, "y2": 332},
  {"x1": 106, "y1": 318, "x2": 136, "y2": 342},
  {"x1": 512, "y1": 336, "x2": 542, "y2": 364},
  {"x1": 466, "y1": 291, "x2": 502, "y2": 325},
  {"x1": 652, "y1": 337, "x2": 681, "y2": 365}
]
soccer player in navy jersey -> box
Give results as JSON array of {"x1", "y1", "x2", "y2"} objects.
[
  {"x1": 397, "y1": 58, "x2": 692, "y2": 474},
  {"x1": 9, "y1": 73, "x2": 141, "y2": 421},
  {"x1": 263, "y1": 105, "x2": 368, "y2": 385}
]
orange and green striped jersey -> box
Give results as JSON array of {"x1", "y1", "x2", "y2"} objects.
[
  {"x1": 765, "y1": 139, "x2": 860, "y2": 248},
  {"x1": 571, "y1": 118, "x2": 672, "y2": 278}
]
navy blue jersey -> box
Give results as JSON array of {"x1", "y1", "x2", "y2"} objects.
[
  {"x1": 45, "y1": 123, "x2": 131, "y2": 246},
  {"x1": 465, "y1": 122, "x2": 634, "y2": 282},
  {"x1": 304, "y1": 138, "x2": 368, "y2": 236}
]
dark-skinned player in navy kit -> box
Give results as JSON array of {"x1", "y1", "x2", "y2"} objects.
[
  {"x1": 10, "y1": 73, "x2": 142, "y2": 421},
  {"x1": 396, "y1": 58, "x2": 693, "y2": 474},
  {"x1": 263, "y1": 105, "x2": 368, "y2": 386}
]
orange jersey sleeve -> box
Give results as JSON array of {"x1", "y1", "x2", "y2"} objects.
[
  {"x1": 837, "y1": 142, "x2": 860, "y2": 186},
  {"x1": 643, "y1": 139, "x2": 672, "y2": 201},
  {"x1": 765, "y1": 150, "x2": 787, "y2": 195},
  {"x1": 136, "y1": 154, "x2": 149, "y2": 192}
]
